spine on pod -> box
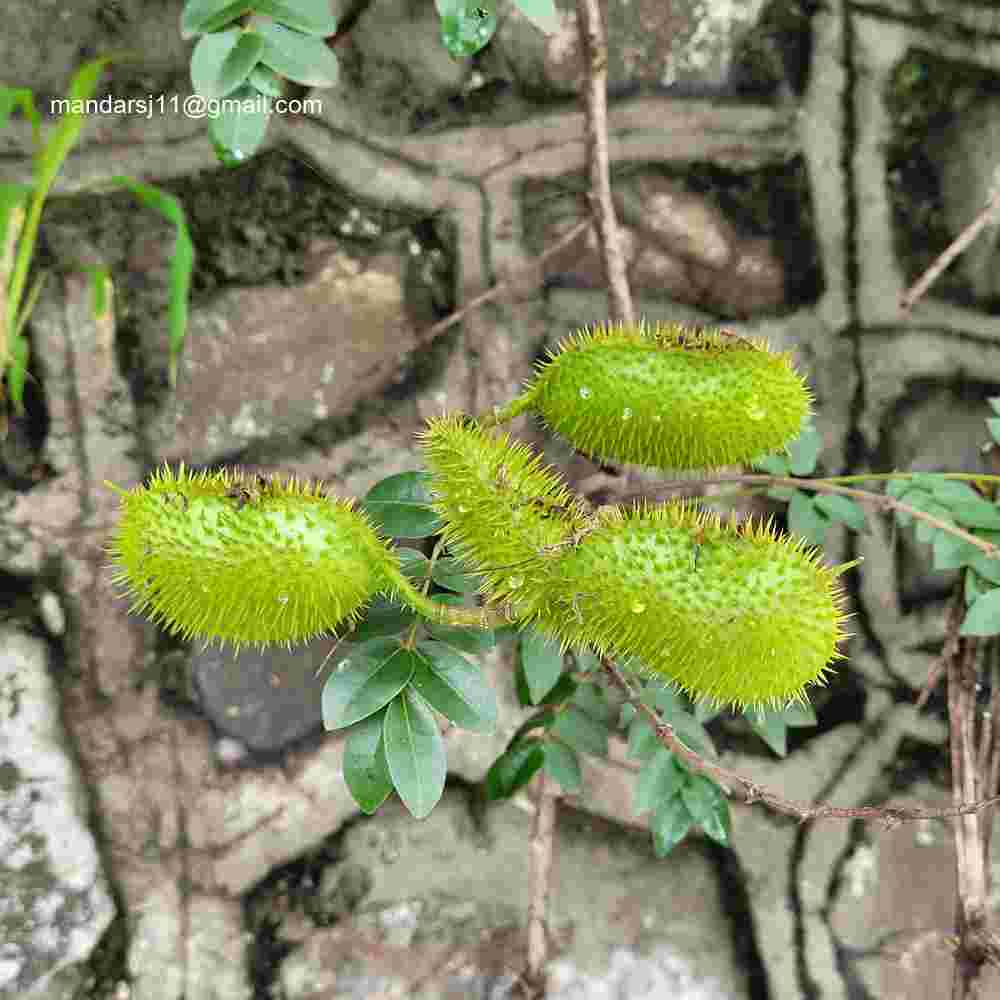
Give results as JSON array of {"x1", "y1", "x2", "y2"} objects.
[
  {"x1": 495, "y1": 320, "x2": 814, "y2": 472},
  {"x1": 417, "y1": 413, "x2": 592, "y2": 616},
  {"x1": 525, "y1": 499, "x2": 854, "y2": 710},
  {"x1": 105, "y1": 463, "x2": 400, "y2": 651}
]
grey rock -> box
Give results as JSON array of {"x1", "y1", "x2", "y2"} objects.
[{"x1": 0, "y1": 628, "x2": 115, "y2": 997}]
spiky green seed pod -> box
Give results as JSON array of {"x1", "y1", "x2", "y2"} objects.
[
  {"x1": 497, "y1": 320, "x2": 814, "y2": 471},
  {"x1": 105, "y1": 463, "x2": 400, "y2": 652},
  {"x1": 524, "y1": 500, "x2": 853, "y2": 710},
  {"x1": 418, "y1": 414, "x2": 592, "y2": 611}
]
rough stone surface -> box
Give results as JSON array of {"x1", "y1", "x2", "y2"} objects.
[
  {"x1": 0, "y1": 629, "x2": 116, "y2": 998},
  {"x1": 276, "y1": 792, "x2": 747, "y2": 999}
]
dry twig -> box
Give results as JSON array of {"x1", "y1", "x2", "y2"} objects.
[{"x1": 900, "y1": 179, "x2": 1000, "y2": 315}]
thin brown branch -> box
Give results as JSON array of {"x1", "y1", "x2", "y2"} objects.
[
  {"x1": 901, "y1": 181, "x2": 1000, "y2": 315},
  {"x1": 600, "y1": 657, "x2": 1000, "y2": 827},
  {"x1": 575, "y1": 0, "x2": 634, "y2": 326},
  {"x1": 918, "y1": 587, "x2": 966, "y2": 710},
  {"x1": 524, "y1": 770, "x2": 558, "y2": 993},
  {"x1": 415, "y1": 218, "x2": 593, "y2": 347},
  {"x1": 948, "y1": 626, "x2": 993, "y2": 1000}
]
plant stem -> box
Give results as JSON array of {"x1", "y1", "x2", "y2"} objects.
[{"x1": 386, "y1": 567, "x2": 510, "y2": 629}]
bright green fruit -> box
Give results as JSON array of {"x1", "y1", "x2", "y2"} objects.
[
  {"x1": 105, "y1": 463, "x2": 400, "y2": 651},
  {"x1": 418, "y1": 414, "x2": 591, "y2": 611},
  {"x1": 499, "y1": 320, "x2": 814, "y2": 471},
  {"x1": 524, "y1": 500, "x2": 853, "y2": 710}
]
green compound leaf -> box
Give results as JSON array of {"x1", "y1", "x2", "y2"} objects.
[
  {"x1": 430, "y1": 556, "x2": 483, "y2": 594},
  {"x1": 384, "y1": 688, "x2": 447, "y2": 819},
  {"x1": 207, "y1": 83, "x2": 271, "y2": 164},
  {"x1": 971, "y1": 552, "x2": 1000, "y2": 586},
  {"x1": 967, "y1": 569, "x2": 989, "y2": 605},
  {"x1": 254, "y1": 0, "x2": 338, "y2": 36},
  {"x1": 218, "y1": 29, "x2": 265, "y2": 98},
  {"x1": 626, "y1": 717, "x2": 660, "y2": 764},
  {"x1": 344, "y1": 709, "x2": 393, "y2": 814},
  {"x1": 485, "y1": 740, "x2": 545, "y2": 800},
  {"x1": 191, "y1": 28, "x2": 244, "y2": 98},
  {"x1": 519, "y1": 627, "x2": 565, "y2": 704},
  {"x1": 642, "y1": 680, "x2": 687, "y2": 719},
  {"x1": 787, "y1": 424, "x2": 822, "y2": 476},
  {"x1": 813, "y1": 494, "x2": 868, "y2": 533},
  {"x1": 248, "y1": 64, "x2": 286, "y2": 98},
  {"x1": 652, "y1": 793, "x2": 693, "y2": 858},
  {"x1": 914, "y1": 501, "x2": 951, "y2": 545},
  {"x1": 181, "y1": 0, "x2": 254, "y2": 38},
  {"x1": 753, "y1": 453, "x2": 791, "y2": 477},
  {"x1": 928, "y1": 478, "x2": 983, "y2": 505},
  {"x1": 362, "y1": 471, "x2": 442, "y2": 539},
  {"x1": 256, "y1": 20, "x2": 339, "y2": 86},
  {"x1": 746, "y1": 707, "x2": 790, "y2": 757},
  {"x1": 348, "y1": 596, "x2": 420, "y2": 643},
  {"x1": 437, "y1": 1, "x2": 497, "y2": 59},
  {"x1": 550, "y1": 704, "x2": 608, "y2": 758},
  {"x1": 633, "y1": 747, "x2": 686, "y2": 816},
  {"x1": 321, "y1": 640, "x2": 416, "y2": 730},
  {"x1": 572, "y1": 683, "x2": 615, "y2": 724},
  {"x1": 518, "y1": 669, "x2": 577, "y2": 708},
  {"x1": 960, "y1": 588, "x2": 1000, "y2": 637},
  {"x1": 542, "y1": 740, "x2": 582, "y2": 792},
  {"x1": 933, "y1": 532, "x2": 982, "y2": 572},
  {"x1": 945, "y1": 497, "x2": 1000, "y2": 531},
  {"x1": 512, "y1": 0, "x2": 561, "y2": 33},
  {"x1": 891, "y1": 488, "x2": 934, "y2": 528},
  {"x1": 410, "y1": 640, "x2": 498, "y2": 732},
  {"x1": 665, "y1": 707, "x2": 717, "y2": 759},
  {"x1": 788, "y1": 490, "x2": 828, "y2": 546},
  {"x1": 681, "y1": 775, "x2": 731, "y2": 846}
]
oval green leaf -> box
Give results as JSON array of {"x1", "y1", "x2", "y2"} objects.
[
  {"x1": 344, "y1": 710, "x2": 393, "y2": 814},
  {"x1": 181, "y1": 0, "x2": 254, "y2": 39},
  {"x1": 651, "y1": 794, "x2": 692, "y2": 857},
  {"x1": 512, "y1": 0, "x2": 561, "y2": 33},
  {"x1": 960, "y1": 587, "x2": 1000, "y2": 637},
  {"x1": 519, "y1": 627, "x2": 565, "y2": 704},
  {"x1": 410, "y1": 640, "x2": 498, "y2": 732},
  {"x1": 321, "y1": 639, "x2": 415, "y2": 729},
  {"x1": 256, "y1": 21, "x2": 340, "y2": 87},
  {"x1": 542, "y1": 740, "x2": 582, "y2": 792},
  {"x1": 362, "y1": 471, "x2": 441, "y2": 538},
  {"x1": 485, "y1": 741, "x2": 545, "y2": 800},
  {"x1": 813, "y1": 494, "x2": 867, "y2": 533},
  {"x1": 191, "y1": 28, "x2": 243, "y2": 98},
  {"x1": 254, "y1": 0, "x2": 338, "y2": 35},
  {"x1": 550, "y1": 705, "x2": 607, "y2": 758},
  {"x1": 207, "y1": 83, "x2": 271, "y2": 163},
  {"x1": 384, "y1": 688, "x2": 447, "y2": 819}
]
